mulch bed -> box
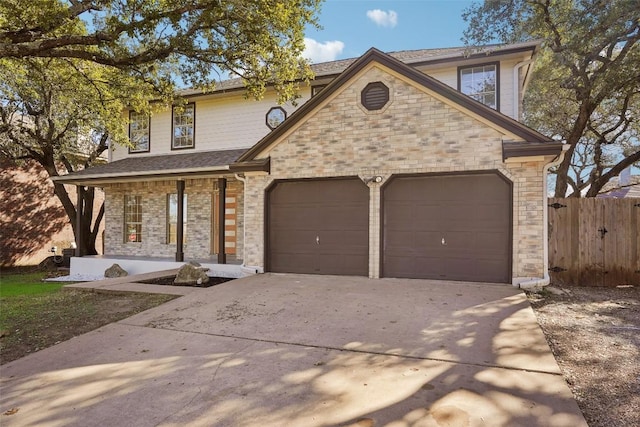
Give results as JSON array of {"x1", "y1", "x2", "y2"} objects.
[{"x1": 135, "y1": 276, "x2": 233, "y2": 288}]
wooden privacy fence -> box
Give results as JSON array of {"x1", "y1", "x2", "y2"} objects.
[{"x1": 548, "y1": 197, "x2": 640, "y2": 286}]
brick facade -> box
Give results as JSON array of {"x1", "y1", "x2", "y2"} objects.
[
  {"x1": 0, "y1": 159, "x2": 104, "y2": 266},
  {"x1": 241, "y1": 65, "x2": 550, "y2": 281},
  {"x1": 103, "y1": 177, "x2": 242, "y2": 261}
]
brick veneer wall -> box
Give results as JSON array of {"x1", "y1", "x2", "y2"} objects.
[
  {"x1": 0, "y1": 159, "x2": 104, "y2": 266},
  {"x1": 103, "y1": 177, "x2": 242, "y2": 261},
  {"x1": 242, "y1": 65, "x2": 550, "y2": 280}
]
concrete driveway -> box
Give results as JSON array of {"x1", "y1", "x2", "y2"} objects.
[{"x1": 0, "y1": 274, "x2": 586, "y2": 427}]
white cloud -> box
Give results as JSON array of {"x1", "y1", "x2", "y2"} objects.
[
  {"x1": 366, "y1": 9, "x2": 398, "y2": 28},
  {"x1": 302, "y1": 38, "x2": 345, "y2": 63}
]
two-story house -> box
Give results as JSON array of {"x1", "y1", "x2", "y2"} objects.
[{"x1": 54, "y1": 40, "x2": 564, "y2": 286}]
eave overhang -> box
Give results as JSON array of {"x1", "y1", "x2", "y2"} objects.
[
  {"x1": 229, "y1": 157, "x2": 270, "y2": 174},
  {"x1": 51, "y1": 148, "x2": 247, "y2": 186},
  {"x1": 502, "y1": 141, "x2": 564, "y2": 160},
  {"x1": 51, "y1": 166, "x2": 232, "y2": 186}
]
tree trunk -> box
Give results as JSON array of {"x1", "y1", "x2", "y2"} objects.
[
  {"x1": 553, "y1": 104, "x2": 593, "y2": 197},
  {"x1": 81, "y1": 187, "x2": 102, "y2": 255},
  {"x1": 42, "y1": 163, "x2": 103, "y2": 256}
]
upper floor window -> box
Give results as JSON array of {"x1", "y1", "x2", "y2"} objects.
[
  {"x1": 172, "y1": 103, "x2": 195, "y2": 149},
  {"x1": 458, "y1": 63, "x2": 499, "y2": 110},
  {"x1": 128, "y1": 111, "x2": 150, "y2": 153},
  {"x1": 266, "y1": 106, "x2": 287, "y2": 130}
]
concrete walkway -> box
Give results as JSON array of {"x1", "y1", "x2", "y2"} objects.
[{"x1": 0, "y1": 274, "x2": 586, "y2": 426}]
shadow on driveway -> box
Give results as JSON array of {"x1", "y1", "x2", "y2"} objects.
[{"x1": 0, "y1": 274, "x2": 586, "y2": 426}]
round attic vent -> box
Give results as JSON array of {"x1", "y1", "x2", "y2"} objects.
[{"x1": 361, "y1": 82, "x2": 389, "y2": 111}]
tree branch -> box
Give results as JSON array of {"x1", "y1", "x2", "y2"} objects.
[{"x1": 586, "y1": 150, "x2": 640, "y2": 196}]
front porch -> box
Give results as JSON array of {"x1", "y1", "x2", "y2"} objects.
[
  {"x1": 70, "y1": 254, "x2": 257, "y2": 278},
  {"x1": 50, "y1": 149, "x2": 262, "y2": 275}
]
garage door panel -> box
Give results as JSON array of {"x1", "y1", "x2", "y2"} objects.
[
  {"x1": 385, "y1": 206, "x2": 441, "y2": 231},
  {"x1": 268, "y1": 178, "x2": 369, "y2": 276},
  {"x1": 475, "y1": 231, "x2": 510, "y2": 255},
  {"x1": 385, "y1": 255, "x2": 444, "y2": 278},
  {"x1": 385, "y1": 231, "x2": 441, "y2": 252},
  {"x1": 383, "y1": 173, "x2": 511, "y2": 283},
  {"x1": 270, "y1": 204, "x2": 317, "y2": 220},
  {"x1": 440, "y1": 231, "x2": 477, "y2": 251},
  {"x1": 474, "y1": 259, "x2": 509, "y2": 281},
  {"x1": 322, "y1": 208, "x2": 369, "y2": 230},
  {"x1": 270, "y1": 253, "x2": 316, "y2": 274},
  {"x1": 317, "y1": 253, "x2": 368, "y2": 276},
  {"x1": 319, "y1": 230, "x2": 368, "y2": 249},
  {"x1": 270, "y1": 230, "x2": 317, "y2": 254},
  {"x1": 408, "y1": 232, "x2": 442, "y2": 251}
]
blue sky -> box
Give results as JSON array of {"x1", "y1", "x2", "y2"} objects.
[{"x1": 303, "y1": 0, "x2": 475, "y2": 63}]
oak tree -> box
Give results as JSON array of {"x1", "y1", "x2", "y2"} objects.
[
  {"x1": 0, "y1": 0, "x2": 322, "y2": 256},
  {"x1": 464, "y1": 0, "x2": 640, "y2": 197},
  {"x1": 0, "y1": 0, "x2": 322, "y2": 103},
  {"x1": 0, "y1": 57, "x2": 145, "y2": 254}
]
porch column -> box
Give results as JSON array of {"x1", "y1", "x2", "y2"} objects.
[
  {"x1": 217, "y1": 178, "x2": 227, "y2": 264},
  {"x1": 176, "y1": 180, "x2": 185, "y2": 262},
  {"x1": 75, "y1": 185, "x2": 84, "y2": 257}
]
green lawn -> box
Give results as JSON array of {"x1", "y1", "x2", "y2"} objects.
[
  {"x1": 0, "y1": 271, "x2": 176, "y2": 364},
  {"x1": 0, "y1": 272, "x2": 64, "y2": 297}
]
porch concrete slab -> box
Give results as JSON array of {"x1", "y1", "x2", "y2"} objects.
[{"x1": 0, "y1": 274, "x2": 587, "y2": 426}]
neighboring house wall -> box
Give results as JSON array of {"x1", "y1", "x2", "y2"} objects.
[
  {"x1": 102, "y1": 178, "x2": 243, "y2": 260},
  {"x1": 241, "y1": 64, "x2": 549, "y2": 279},
  {"x1": 0, "y1": 159, "x2": 104, "y2": 266},
  {"x1": 597, "y1": 173, "x2": 640, "y2": 198}
]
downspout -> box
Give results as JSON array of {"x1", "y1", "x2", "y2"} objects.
[
  {"x1": 513, "y1": 59, "x2": 532, "y2": 120},
  {"x1": 518, "y1": 144, "x2": 568, "y2": 289}
]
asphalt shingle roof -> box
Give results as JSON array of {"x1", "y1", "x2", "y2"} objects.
[
  {"x1": 55, "y1": 148, "x2": 247, "y2": 183},
  {"x1": 179, "y1": 41, "x2": 538, "y2": 96}
]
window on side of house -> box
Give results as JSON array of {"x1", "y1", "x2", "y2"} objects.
[
  {"x1": 167, "y1": 193, "x2": 187, "y2": 244},
  {"x1": 172, "y1": 103, "x2": 195, "y2": 149},
  {"x1": 124, "y1": 195, "x2": 142, "y2": 243},
  {"x1": 129, "y1": 111, "x2": 150, "y2": 153},
  {"x1": 458, "y1": 63, "x2": 498, "y2": 110}
]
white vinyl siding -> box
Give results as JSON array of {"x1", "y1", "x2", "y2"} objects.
[{"x1": 111, "y1": 90, "x2": 308, "y2": 161}]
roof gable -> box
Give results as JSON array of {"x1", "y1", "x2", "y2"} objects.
[{"x1": 235, "y1": 47, "x2": 558, "y2": 165}]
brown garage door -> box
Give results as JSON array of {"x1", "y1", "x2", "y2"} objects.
[
  {"x1": 382, "y1": 173, "x2": 511, "y2": 283},
  {"x1": 267, "y1": 178, "x2": 369, "y2": 276}
]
